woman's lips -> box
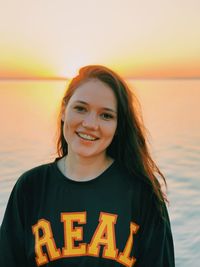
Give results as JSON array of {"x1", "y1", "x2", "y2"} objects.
[{"x1": 76, "y1": 132, "x2": 99, "y2": 141}]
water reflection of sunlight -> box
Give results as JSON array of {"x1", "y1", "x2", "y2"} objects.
[{"x1": 0, "y1": 81, "x2": 67, "y2": 143}]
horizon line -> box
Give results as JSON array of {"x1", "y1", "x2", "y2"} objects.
[
  {"x1": 0, "y1": 76, "x2": 200, "y2": 81},
  {"x1": 0, "y1": 76, "x2": 68, "y2": 81}
]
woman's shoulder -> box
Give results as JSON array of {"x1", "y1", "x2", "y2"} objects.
[
  {"x1": 20, "y1": 161, "x2": 53, "y2": 177},
  {"x1": 113, "y1": 161, "x2": 147, "y2": 193},
  {"x1": 14, "y1": 160, "x2": 56, "y2": 191},
  {"x1": 116, "y1": 161, "x2": 142, "y2": 181}
]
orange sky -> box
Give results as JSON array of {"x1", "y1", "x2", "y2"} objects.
[{"x1": 0, "y1": 0, "x2": 200, "y2": 79}]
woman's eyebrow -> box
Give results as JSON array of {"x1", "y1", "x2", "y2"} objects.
[
  {"x1": 74, "y1": 100, "x2": 117, "y2": 113},
  {"x1": 102, "y1": 107, "x2": 117, "y2": 114}
]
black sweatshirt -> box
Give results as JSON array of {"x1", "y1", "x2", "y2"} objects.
[{"x1": 0, "y1": 160, "x2": 175, "y2": 266}]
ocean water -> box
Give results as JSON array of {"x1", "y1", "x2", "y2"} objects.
[{"x1": 0, "y1": 79, "x2": 200, "y2": 266}]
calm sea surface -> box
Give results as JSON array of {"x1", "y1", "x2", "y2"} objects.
[{"x1": 0, "y1": 79, "x2": 200, "y2": 266}]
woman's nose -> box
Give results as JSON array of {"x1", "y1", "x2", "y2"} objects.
[{"x1": 82, "y1": 113, "x2": 99, "y2": 130}]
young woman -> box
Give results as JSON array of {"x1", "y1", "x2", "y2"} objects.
[{"x1": 0, "y1": 65, "x2": 175, "y2": 266}]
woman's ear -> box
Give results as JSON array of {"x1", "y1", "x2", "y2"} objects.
[
  {"x1": 61, "y1": 112, "x2": 65, "y2": 122},
  {"x1": 61, "y1": 104, "x2": 66, "y2": 122}
]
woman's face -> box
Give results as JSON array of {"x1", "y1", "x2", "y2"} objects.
[{"x1": 62, "y1": 79, "x2": 117, "y2": 159}]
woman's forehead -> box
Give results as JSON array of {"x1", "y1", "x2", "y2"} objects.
[{"x1": 68, "y1": 79, "x2": 117, "y2": 109}]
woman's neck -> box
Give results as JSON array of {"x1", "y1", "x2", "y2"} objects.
[{"x1": 61, "y1": 153, "x2": 113, "y2": 181}]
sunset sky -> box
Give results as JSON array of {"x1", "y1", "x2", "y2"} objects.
[{"x1": 0, "y1": 0, "x2": 200, "y2": 79}]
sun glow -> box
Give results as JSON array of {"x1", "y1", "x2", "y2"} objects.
[
  {"x1": 0, "y1": 45, "x2": 55, "y2": 79},
  {"x1": 57, "y1": 53, "x2": 102, "y2": 79},
  {"x1": 0, "y1": 0, "x2": 200, "y2": 79}
]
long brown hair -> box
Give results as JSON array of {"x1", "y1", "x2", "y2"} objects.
[{"x1": 56, "y1": 65, "x2": 167, "y2": 213}]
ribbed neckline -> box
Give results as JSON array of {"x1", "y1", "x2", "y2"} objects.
[{"x1": 51, "y1": 158, "x2": 117, "y2": 185}]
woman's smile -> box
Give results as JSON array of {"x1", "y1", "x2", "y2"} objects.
[{"x1": 76, "y1": 131, "x2": 100, "y2": 141}]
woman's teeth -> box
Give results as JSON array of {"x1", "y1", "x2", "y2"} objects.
[{"x1": 77, "y1": 133, "x2": 97, "y2": 141}]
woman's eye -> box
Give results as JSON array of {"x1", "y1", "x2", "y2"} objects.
[
  {"x1": 100, "y1": 113, "x2": 114, "y2": 120},
  {"x1": 74, "y1": 106, "x2": 86, "y2": 112}
]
